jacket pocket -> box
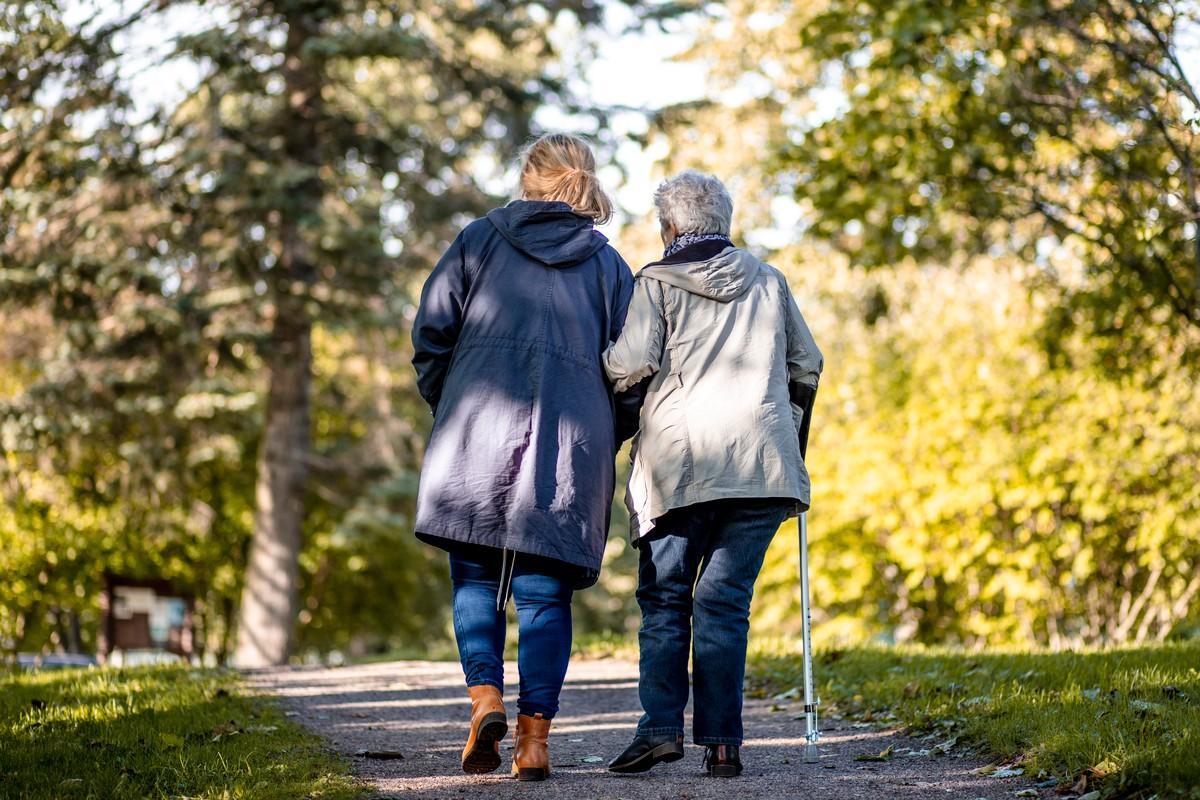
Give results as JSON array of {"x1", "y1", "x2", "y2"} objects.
[
  {"x1": 668, "y1": 370, "x2": 692, "y2": 484},
  {"x1": 790, "y1": 401, "x2": 805, "y2": 435}
]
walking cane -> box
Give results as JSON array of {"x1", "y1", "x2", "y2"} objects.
[{"x1": 792, "y1": 383, "x2": 820, "y2": 763}]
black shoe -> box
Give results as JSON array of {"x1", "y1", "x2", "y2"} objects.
[
  {"x1": 608, "y1": 733, "x2": 685, "y2": 773},
  {"x1": 703, "y1": 745, "x2": 742, "y2": 777}
]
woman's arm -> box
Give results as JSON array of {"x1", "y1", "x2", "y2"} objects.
[
  {"x1": 603, "y1": 277, "x2": 666, "y2": 394},
  {"x1": 606, "y1": 259, "x2": 644, "y2": 443},
  {"x1": 412, "y1": 232, "x2": 469, "y2": 413},
  {"x1": 783, "y1": 279, "x2": 823, "y2": 391},
  {"x1": 783, "y1": 280, "x2": 823, "y2": 442}
]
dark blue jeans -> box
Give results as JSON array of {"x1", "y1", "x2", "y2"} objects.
[
  {"x1": 635, "y1": 498, "x2": 791, "y2": 745},
  {"x1": 449, "y1": 547, "x2": 574, "y2": 720}
]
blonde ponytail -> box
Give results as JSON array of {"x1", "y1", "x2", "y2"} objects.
[{"x1": 519, "y1": 133, "x2": 614, "y2": 225}]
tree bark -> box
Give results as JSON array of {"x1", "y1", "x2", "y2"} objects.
[
  {"x1": 233, "y1": 6, "x2": 322, "y2": 668},
  {"x1": 233, "y1": 313, "x2": 312, "y2": 667}
]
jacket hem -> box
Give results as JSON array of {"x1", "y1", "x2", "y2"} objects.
[
  {"x1": 629, "y1": 486, "x2": 807, "y2": 541},
  {"x1": 415, "y1": 523, "x2": 602, "y2": 588}
]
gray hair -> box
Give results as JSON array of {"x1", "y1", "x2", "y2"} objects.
[{"x1": 653, "y1": 170, "x2": 734, "y2": 236}]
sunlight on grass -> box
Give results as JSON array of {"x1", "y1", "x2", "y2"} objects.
[
  {"x1": 0, "y1": 665, "x2": 364, "y2": 800},
  {"x1": 747, "y1": 641, "x2": 1200, "y2": 799}
]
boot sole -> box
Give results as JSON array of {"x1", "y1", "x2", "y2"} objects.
[
  {"x1": 608, "y1": 743, "x2": 685, "y2": 774},
  {"x1": 462, "y1": 713, "x2": 508, "y2": 774},
  {"x1": 515, "y1": 767, "x2": 548, "y2": 781},
  {"x1": 707, "y1": 763, "x2": 742, "y2": 778}
]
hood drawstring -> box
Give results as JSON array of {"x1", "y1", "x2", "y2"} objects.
[{"x1": 496, "y1": 548, "x2": 516, "y2": 611}]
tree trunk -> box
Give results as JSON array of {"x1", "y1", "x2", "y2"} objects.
[
  {"x1": 233, "y1": 7, "x2": 323, "y2": 668},
  {"x1": 233, "y1": 313, "x2": 312, "y2": 667}
]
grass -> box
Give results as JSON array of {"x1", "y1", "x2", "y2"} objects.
[
  {"x1": 571, "y1": 631, "x2": 639, "y2": 660},
  {"x1": 746, "y1": 641, "x2": 1200, "y2": 800},
  {"x1": 8, "y1": 642, "x2": 1194, "y2": 799},
  {"x1": 0, "y1": 665, "x2": 365, "y2": 800}
]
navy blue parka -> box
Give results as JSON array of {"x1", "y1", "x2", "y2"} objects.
[{"x1": 411, "y1": 200, "x2": 638, "y2": 587}]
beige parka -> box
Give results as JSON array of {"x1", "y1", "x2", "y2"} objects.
[{"x1": 602, "y1": 246, "x2": 823, "y2": 540}]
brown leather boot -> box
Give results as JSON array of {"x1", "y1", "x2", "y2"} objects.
[
  {"x1": 461, "y1": 684, "x2": 507, "y2": 774},
  {"x1": 511, "y1": 712, "x2": 552, "y2": 781}
]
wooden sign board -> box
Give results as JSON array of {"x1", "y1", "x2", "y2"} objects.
[{"x1": 97, "y1": 575, "x2": 195, "y2": 663}]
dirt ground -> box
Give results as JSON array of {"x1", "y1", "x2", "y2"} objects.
[{"x1": 249, "y1": 658, "x2": 1046, "y2": 800}]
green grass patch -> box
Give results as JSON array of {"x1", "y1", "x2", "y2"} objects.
[
  {"x1": 0, "y1": 665, "x2": 365, "y2": 800},
  {"x1": 747, "y1": 641, "x2": 1200, "y2": 799},
  {"x1": 572, "y1": 631, "x2": 639, "y2": 660}
]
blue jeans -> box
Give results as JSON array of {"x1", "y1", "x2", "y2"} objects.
[
  {"x1": 449, "y1": 547, "x2": 574, "y2": 720},
  {"x1": 635, "y1": 498, "x2": 791, "y2": 745}
]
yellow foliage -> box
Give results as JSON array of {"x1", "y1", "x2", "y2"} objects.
[{"x1": 751, "y1": 254, "x2": 1200, "y2": 647}]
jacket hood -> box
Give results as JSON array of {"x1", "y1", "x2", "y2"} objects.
[
  {"x1": 486, "y1": 200, "x2": 608, "y2": 267},
  {"x1": 638, "y1": 246, "x2": 760, "y2": 302}
]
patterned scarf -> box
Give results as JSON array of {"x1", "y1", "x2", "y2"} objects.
[{"x1": 663, "y1": 231, "x2": 732, "y2": 259}]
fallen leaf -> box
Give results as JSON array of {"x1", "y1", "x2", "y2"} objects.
[
  {"x1": 991, "y1": 767, "x2": 1025, "y2": 779},
  {"x1": 355, "y1": 749, "x2": 404, "y2": 760},
  {"x1": 903, "y1": 681, "x2": 921, "y2": 698},
  {"x1": 854, "y1": 745, "x2": 894, "y2": 762},
  {"x1": 934, "y1": 736, "x2": 959, "y2": 754},
  {"x1": 211, "y1": 721, "x2": 241, "y2": 742},
  {"x1": 1014, "y1": 790, "x2": 1038, "y2": 798},
  {"x1": 1077, "y1": 792, "x2": 1101, "y2": 800},
  {"x1": 1065, "y1": 773, "x2": 1088, "y2": 795}
]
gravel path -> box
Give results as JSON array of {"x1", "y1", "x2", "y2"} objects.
[{"x1": 249, "y1": 659, "x2": 1045, "y2": 800}]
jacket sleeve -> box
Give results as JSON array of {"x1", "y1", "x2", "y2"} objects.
[
  {"x1": 607, "y1": 258, "x2": 644, "y2": 443},
  {"x1": 603, "y1": 276, "x2": 666, "y2": 395},
  {"x1": 411, "y1": 232, "x2": 469, "y2": 413},
  {"x1": 783, "y1": 281, "x2": 823, "y2": 446},
  {"x1": 784, "y1": 283, "x2": 823, "y2": 391}
]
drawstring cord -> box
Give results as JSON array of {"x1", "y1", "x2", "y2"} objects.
[{"x1": 496, "y1": 547, "x2": 516, "y2": 611}]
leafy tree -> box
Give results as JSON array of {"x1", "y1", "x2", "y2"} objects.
[{"x1": 707, "y1": 0, "x2": 1200, "y2": 341}]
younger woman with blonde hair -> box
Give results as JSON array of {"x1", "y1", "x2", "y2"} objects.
[{"x1": 412, "y1": 133, "x2": 636, "y2": 781}]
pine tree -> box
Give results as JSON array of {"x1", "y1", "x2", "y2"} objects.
[{"x1": 2, "y1": 0, "x2": 640, "y2": 665}]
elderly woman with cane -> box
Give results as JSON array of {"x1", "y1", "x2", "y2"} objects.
[{"x1": 604, "y1": 170, "x2": 823, "y2": 777}]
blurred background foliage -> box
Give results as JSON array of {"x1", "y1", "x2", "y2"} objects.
[{"x1": 2, "y1": 0, "x2": 1198, "y2": 662}]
